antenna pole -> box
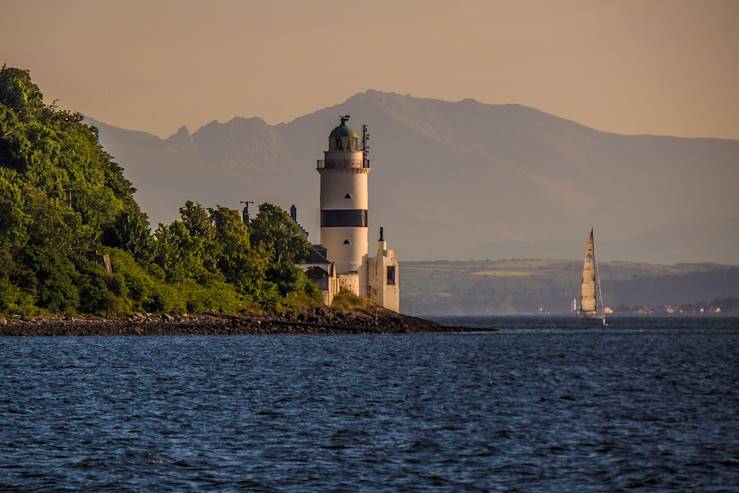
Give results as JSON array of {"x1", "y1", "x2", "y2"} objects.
[
  {"x1": 362, "y1": 124, "x2": 370, "y2": 166},
  {"x1": 239, "y1": 200, "x2": 255, "y2": 225}
]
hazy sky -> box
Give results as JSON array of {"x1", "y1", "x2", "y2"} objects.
[{"x1": 2, "y1": 0, "x2": 738, "y2": 139}]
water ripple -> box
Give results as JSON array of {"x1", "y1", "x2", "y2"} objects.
[{"x1": 0, "y1": 317, "x2": 737, "y2": 491}]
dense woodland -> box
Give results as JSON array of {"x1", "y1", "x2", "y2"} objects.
[{"x1": 0, "y1": 66, "x2": 320, "y2": 315}]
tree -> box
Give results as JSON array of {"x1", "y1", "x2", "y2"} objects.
[
  {"x1": 0, "y1": 66, "x2": 322, "y2": 315},
  {"x1": 102, "y1": 208, "x2": 153, "y2": 263},
  {"x1": 249, "y1": 203, "x2": 311, "y2": 296},
  {"x1": 179, "y1": 201, "x2": 218, "y2": 274},
  {"x1": 210, "y1": 206, "x2": 271, "y2": 301},
  {"x1": 249, "y1": 203, "x2": 309, "y2": 265},
  {"x1": 152, "y1": 221, "x2": 206, "y2": 283}
]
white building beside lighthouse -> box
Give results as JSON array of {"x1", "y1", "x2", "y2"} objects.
[{"x1": 297, "y1": 115, "x2": 399, "y2": 312}]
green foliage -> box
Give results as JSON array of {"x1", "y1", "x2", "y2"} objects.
[
  {"x1": 210, "y1": 206, "x2": 271, "y2": 300},
  {"x1": 0, "y1": 169, "x2": 29, "y2": 249},
  {"x1": 0, "y1": 277, "x2": 37, "y2": 314},
  {"x1": 76, "y1": 259, "x2": 128, "y2": 315},
  {"x1": 249, "y1": 203, "x2": 310, "y2": 265},
  {"x1": 0, "y1": 66, "x2": 45, "y2": 118},
  {"x1": 0, "y1": 66, "x2": 322, "y2": 316},
  {"x1": 153, "y1": 221, "x2": 208, "y2": 283},
  {"x1": 109, "y1": 248, "x2": 256, "y2": 315},
  {"x1": 249, "y1": 203, "x2": 311, "y2": 297},
  {"x1": 102, "y1": 208, "x2": 153, "y2": 263},
  {"x1": 148, "y1": 202, "x2": 312, "y2": 310},
  {"x1": 331, "y1": 289, "x2": 370, "y2": 311},
  {"x1": 280, "y1": 272, "x2": 323, "y2": 311}
]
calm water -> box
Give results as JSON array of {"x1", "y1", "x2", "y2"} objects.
[{"x1": 1, "y1": 317, "x2": 738, "y2": 491}]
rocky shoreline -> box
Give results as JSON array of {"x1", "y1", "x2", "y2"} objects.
[{"x1": 0, "y1": 307, "x2": 491, "y2": 336}]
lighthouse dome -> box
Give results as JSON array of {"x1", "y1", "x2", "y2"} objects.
[
  {"x1": 329, "y1": 121, "x2": 358, "y2": 139},
  {"x1": 329, "y1": 115, "x2": 359, "y2": 151}
]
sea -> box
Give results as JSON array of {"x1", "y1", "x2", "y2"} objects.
[{"x1": 1, "y1": 316, "x2": 737, "y2": 492}]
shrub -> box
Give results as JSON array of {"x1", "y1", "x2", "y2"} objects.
[{"x1": 331, "y1": 289, "x2": 370, "y2": 311}]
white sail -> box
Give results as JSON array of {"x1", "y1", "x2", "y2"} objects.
[{"x1": 580, "y1": 228, "x2": 598, "y2": 318}]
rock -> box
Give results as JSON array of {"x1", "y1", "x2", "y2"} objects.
[{"x1": 0, "y1": 308, "x2": 455, "y2": 337}]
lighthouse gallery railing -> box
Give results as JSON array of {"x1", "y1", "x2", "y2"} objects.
[{"x1": 316, "y1": 159, "x2": 370, "y2": 169}]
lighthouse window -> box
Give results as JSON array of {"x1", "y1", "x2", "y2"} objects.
[
  {"x1": 386, "y1": 266, "x2": 396, "y2": 285},
  {"x1": 336, "y1": 138, "x2": 343, "y2": 150},
  {"x1": 343, "y1": 239, "x2": 351, "y2": 245},
  {"x1": 345, "y1": 193, "x2": 352, "y2": 199}
]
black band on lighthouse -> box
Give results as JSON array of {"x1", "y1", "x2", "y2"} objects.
[{"x1": 321, "y1": 209, "x2": 368, "y2": 227}]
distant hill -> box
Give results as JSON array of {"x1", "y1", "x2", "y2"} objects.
[
  {"x1": 400, "y1": 259, "x2": 739, "y2": 316},
  {"x1": 87, "y1": 90, "x2": 739, "y2": 264}
]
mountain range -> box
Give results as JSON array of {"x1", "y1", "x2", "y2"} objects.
[{"x1": 87, "y1": 90, "x2": 739, "y2": 264}]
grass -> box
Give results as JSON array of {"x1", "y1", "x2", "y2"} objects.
[{"x1": 331, "y1": 289, "x2": 372, "y2": 311}]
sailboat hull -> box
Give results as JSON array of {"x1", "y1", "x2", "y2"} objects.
[{"x1": 576, "y1": 313, "x2": 607, "y2": 327}]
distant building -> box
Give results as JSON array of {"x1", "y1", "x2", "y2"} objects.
[{"x1": 295, "y1": 116, "x2": 400, "y2": 311}]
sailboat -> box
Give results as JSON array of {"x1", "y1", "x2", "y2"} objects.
[{"x1": 577, "y1": 228, "x2": 607, "y2": 326}]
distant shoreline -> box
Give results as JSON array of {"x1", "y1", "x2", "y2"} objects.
[{"x1": 0, "y1": 311, "x2": 492, "y2": 337}]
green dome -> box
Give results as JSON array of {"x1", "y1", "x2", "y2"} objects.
[{"x1": 329, "y1": 116, "x2": 358, "y2": 140}]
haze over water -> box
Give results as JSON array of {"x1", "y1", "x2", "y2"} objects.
[{"x1": 2, "y1": 317, "x2": 737, "y2": 491}]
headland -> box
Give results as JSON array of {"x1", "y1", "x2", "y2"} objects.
[{"x1": 0, "y1": 307, "x2": 489, "y2": 336}]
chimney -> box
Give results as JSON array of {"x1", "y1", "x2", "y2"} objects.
[
  {"x1": 290, "y1": 204, "x2": 297, "y2": 222},
  {"x1": 377, "y1": 226, "x2": 387, "y2": 255}
]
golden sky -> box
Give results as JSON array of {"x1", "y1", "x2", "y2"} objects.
[{"x1": 2, "y1": 0, "x2": 738, "y2": 139}]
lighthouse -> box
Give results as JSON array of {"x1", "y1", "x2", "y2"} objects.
[
  {"x1": 298, "y1": 114, "x2": 399, "y2": 311},
  {"x1": 317, "y1": 115, "x2": 370, "y2": 277}
]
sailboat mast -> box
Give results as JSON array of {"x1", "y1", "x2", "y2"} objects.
[{"x1": 593, "y1": 229, "x2": 605, "y2": 319}]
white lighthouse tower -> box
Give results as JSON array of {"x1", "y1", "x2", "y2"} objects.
[
  {"x1": 317, "y1": 115, "x2": 370, "y2": 283},
  {"x1": 299, "y1": 114, "x2": 399, "y2": 310}
]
